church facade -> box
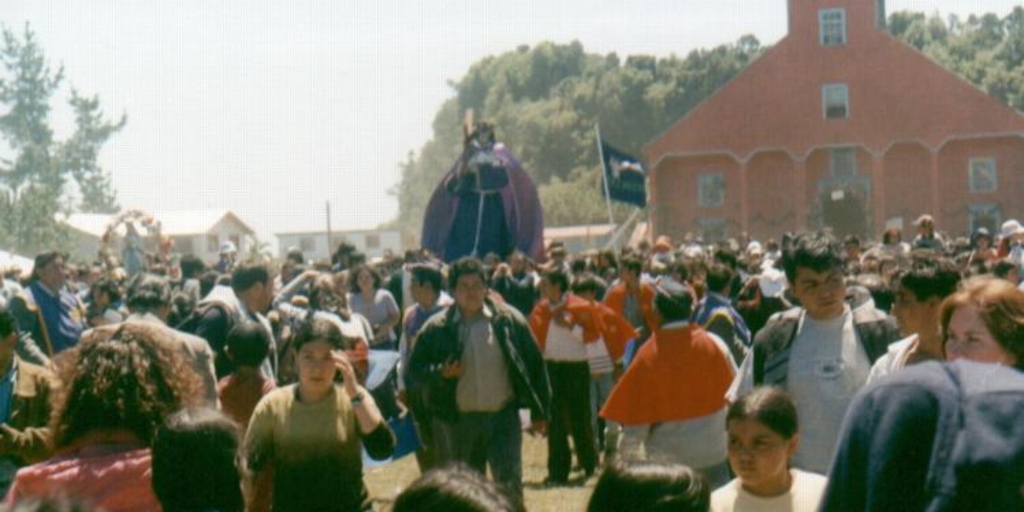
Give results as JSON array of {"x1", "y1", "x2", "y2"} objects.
[{"x1": 644, "y1": 0, "x2": 1024, "y2": 242}]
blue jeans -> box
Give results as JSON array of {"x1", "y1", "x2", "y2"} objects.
[
  {"x1": 434, "y1": 403, "x2": 524, "y2": 499},
  {"x1": 590, "y1": 372, "x2": 617, "y2": 450}
]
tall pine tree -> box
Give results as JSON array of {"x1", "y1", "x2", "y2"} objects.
[{"x1": 0, "y1": 24, "x2": 124, "y2": 255}]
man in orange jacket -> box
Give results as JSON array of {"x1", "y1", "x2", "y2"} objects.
[{"x1": 603, "y1": 256, "x2": 658, "y2": 349}]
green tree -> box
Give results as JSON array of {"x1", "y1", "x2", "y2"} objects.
[
  {"x1": 61, "y1": 89, "x2": 126, "y2": 214},
  {"x1": 0, "y1": 24, "x2": 124, "y2": 255},
  {"x1": 388, "y1": 37, "x2": 764, "y2": 240}
]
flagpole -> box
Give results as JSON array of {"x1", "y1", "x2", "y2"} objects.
[{"x1": 595, "y1": 124, "x2": 615, "y2": 228}]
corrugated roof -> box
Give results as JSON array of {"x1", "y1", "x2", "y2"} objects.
[{"x1": 63, "y1": 210, "x2": 255, "y2": 237}]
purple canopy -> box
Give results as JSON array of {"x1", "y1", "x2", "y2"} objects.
[{"x1": 421, "y1": 144, "x2": 544, "y2": 263}]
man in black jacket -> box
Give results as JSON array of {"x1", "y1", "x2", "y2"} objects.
[{"x1": 409, "y1": 257, "x2": 551, "y2": 500}]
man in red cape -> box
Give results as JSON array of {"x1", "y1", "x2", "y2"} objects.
[{"x1": 600, "y1": 279, "x2": 735, "y2": 489}]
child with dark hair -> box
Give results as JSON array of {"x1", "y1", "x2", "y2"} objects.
[
  {"x1": 712, "y1": 387, "x2": 826, "y2": 512},
  {"x1": 218, "y1": 323, "x2": 276, "y2": 427},
  {"x1": 86, "y1": 277, "x2": 124, "y2": 327},
  {"x1": 245, "y1": 316, "x2": 394, "y2": 512},
  {"x1": 152, "y1": 408, "x2": 244, "y2": 512},
  {"x1": 588, "y1": 460, "x2": 710, "y2": 512},
  {"x1": 392, "y1": 463, "x2": 524, "y2": 512}
]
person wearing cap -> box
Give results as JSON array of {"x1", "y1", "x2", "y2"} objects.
[
  {"x1": 911, "y1": 214, "x2": 946, "y2": 252},
  {"x1": 216, "y1": 241, "x2": 238, "y2": 273},
  {"x1": 600, "y1": 279, "x2": 735, "y2": 489},
  {"x1": 9, "y1": 252, "x2": 87, "y2": 366},
  {"x1": 729, "y1": 232, "x2": 899, "y2": 475},
  {"x1": 997, "y1": 219, "x2": 1024, "y2": 270},
  {"x1": 735, "y1": 267, "x2": 793, "y2": 340}
]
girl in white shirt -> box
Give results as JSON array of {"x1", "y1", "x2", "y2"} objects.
[{"x1": 711, "y1": 387, "x2": 827, "y2": 512}]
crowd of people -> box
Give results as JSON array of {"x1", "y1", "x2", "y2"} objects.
[{"x1": 0, "y1": 212, "x2": 1022, "y2": 511}]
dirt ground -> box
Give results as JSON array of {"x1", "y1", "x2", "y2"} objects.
[{"x1": 365, "y1": 434, "x2": 597, "y2": 512}]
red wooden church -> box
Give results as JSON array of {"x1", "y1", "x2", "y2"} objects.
[{"x1": 644, "y1": 0, "x2": 1024, "y2": 242}]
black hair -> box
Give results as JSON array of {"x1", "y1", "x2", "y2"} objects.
[
  {"x1": 894, "y1": 255, "x2": 962, "y2": 302},
  {"x1": 152, "y1": 408, "x2": 244, "y2": 512},
  {"x1": 231, "y1": 263, "x2": 271, "y2": 294},
  {"x1": 285, "y1": 248, "x2": 304, "y2": 265},
  {"x1": 449, "y1": 257, "x2": 487, "y2": 290},
  {"x1": 411, "y1": 263, "x2": 444, "y2": 294},
  {"x1": 348, "y1": 264, "x2": 383, "y2": 294},
  {"x1": 989, "y1": 258, "x2": 1019, "y2": 280},
  {"x1": 91, "y1": 277, "x2": 121, "y2": 304},
  {"x1": 126, "y1": 273, "x2": 172, "y2": 312},
  {"x1": 199, "y1": 271, "x2": 221, "y2": 298},
  {"x1": 621, "y1": 256, "x2": 643, "y2": 277},
  {"x1": 308, "y1": 275, "x2": 347, "y2": 314},
  {"x1": 855, "y1": 273, "x2": 894, "y2": 313},
  {"x1": 713, "y1": 247, "x2": 738, "y2": 271},
  {"x1": 31, "y1": 251, "x2": 63, "y2": 282},
  {"x1": 588, "y1": 460, "x2": 709, "y2": 512},
  {"x1": 781, "y1": 232, "x2": 843, "y2": 283},
  {"x1": 0, "y1": 299, "x2": 17, "y2": 338},
  {"x1": 179, "y1": 255, "x2": 206, "y2": 279},
  {"x1": 705, "y1": 262, "x2": 734, "y2": 294},
  {"x1": 726, "y1": 386, "x2": 799, "y2": 440},
  {"x1": 572, "y1": 275, "x2": 607, "y2": 297},
  {"x1": 542, "y1": 267, "x2": 571, "y2": 295},
  {"x1": 654, "y1": 282, "x2": 694, "y2": 322},
  {"x1": 670, "y1": 261, "x2": 691, "y2": 282},
  {"x1": 293, "y1": 315, "x2": 346, "y2": 352},
  {"x1": 570, "y1": 258, "x2": 588, "y2": 275},
  {"x1": 393, "y1": 463, "x2": 524, "y2": 512},
  {"x1": 844, "y1": 235, "x2": 862, "y2": 248},
  {"x1": 226, "y1": 322, "x2": 270, "y2": 368}
]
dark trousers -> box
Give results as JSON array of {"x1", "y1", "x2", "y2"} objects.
[
  {"x1": 546, "y1": 360, "x2": 597, "y2": 481},
  {"x1": 435, "y1": 403, "x2": 524, "y2": 499}
]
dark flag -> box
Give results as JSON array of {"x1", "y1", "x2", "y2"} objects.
[{"x1": 600, "y1": 140, "x2": 647, "y2": 207}]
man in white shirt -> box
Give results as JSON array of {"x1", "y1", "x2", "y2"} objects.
[
  {"x1": 730, "y1": 232, "x2": 898, "y2": 474},
  {"x1": 529, "y1": 267, "x2": 599, "y2": 484}
]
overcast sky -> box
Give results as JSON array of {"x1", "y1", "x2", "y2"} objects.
[{"x1": 0, "y1": 0, "x2": 1019, "y2": 244}]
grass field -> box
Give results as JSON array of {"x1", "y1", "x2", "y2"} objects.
[{"x1": 365, "y1": 433, "x2": 597, "y2": 511}]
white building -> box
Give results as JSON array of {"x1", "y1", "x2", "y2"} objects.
[
  {"x1": 276, "y1": 229, "x2": 402, "y2": 263},
  {"x1": 543, "y1": 224, "x2": 616, "y2": 254},
  {"x1": 62, "y1": 209, "x2": 256, "y2": 264}
]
